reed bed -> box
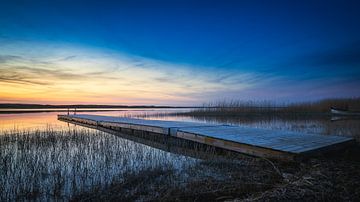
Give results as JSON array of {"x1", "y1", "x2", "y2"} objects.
[
  {"x1": 0, "y1": 126, "x2": 282, "y2": 201},
  {"x1": 0, "y1": 128, "x2": 195, "y2": 201},
  {"x1": 286, "y1": 98, "x2": 360, "y2": 113},
  {"x1": 182, "y1": 98, "x2": 360, "y2": 116},
  {"x1": 0, "y1": 126, "x2": 300, "y2": 201},
  {"x1": 167, "y1": 98, "x2": 360, "y2": 141},
  {"x1": 1, "y1": 126, "x2": 360, "y2": 201}
]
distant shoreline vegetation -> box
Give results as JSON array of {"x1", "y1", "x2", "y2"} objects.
[
  {"x1": 1, "y1": 98, "x2": 359, "y2": 113},
  {"x1": 0, "y1": 104, "x2": 194, "y2": 114},
  {"x1": 0, "y1": 104, "x2": 191, "y2": 109}
]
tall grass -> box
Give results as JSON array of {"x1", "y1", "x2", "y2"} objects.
[
  {"x1": 185, "y1": 98, "x2": 360, "y2": 115},
  {"x1": 1, "y1": 126, "x2": 359, "y2": 200},
  {"x1": 0, "y1": 127, "x2": 287, "y2": 201},
  {"x1": 0, "y1": 128, "x2": 195, "y2": 201},
  {"x1": 286, "y1": 98, "x2": 360, "y2": 113},
  {"x1": 167, "y1": 98, "x2": 360, "y2": 141}
]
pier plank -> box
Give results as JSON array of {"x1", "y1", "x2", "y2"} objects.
[
  {"x1": 58, "y1": 114, "x2": 354, "y2": 160},
  {"x1": 177, "y1": 125, "x2": 353, "y2": 154}
]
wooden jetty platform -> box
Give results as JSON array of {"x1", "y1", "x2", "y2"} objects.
[{"x1": 58, "y1": 114, "x2": 354, "y2": 161}]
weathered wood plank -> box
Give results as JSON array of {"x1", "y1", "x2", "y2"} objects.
[{"x1": 176, "y1": 125, "x2": 353, "y2": 154}]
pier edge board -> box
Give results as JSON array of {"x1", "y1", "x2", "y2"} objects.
[{"x1": 174, "y1": 130, "x2": 296, "y2": 160}]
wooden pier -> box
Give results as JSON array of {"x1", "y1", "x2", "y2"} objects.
[{"x1": 58, "y1": 114, "x2": 354, "y2": 161}]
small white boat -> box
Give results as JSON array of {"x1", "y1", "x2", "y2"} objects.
[{"x1": 331, "y1": 107, "x2": 360, "y2": 116}]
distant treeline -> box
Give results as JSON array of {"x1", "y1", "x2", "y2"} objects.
[
  {"x1": 0, "y1": 104, "x2": 188, "y2": 109},
  {"x1": 185, "y1": 98, "x2": 360, "y2": 116}
]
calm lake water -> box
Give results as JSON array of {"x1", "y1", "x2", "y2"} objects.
[
  {"x1": 0, "y1": 108, "x2": 194, "y2": 131},
  {"x1": 0, "y1": 108, "x2": 199, "y2": 201},
  {"x1": 1, "y1": 108, "x2": 359, "y2": 200},
  {"x1": 1, "y1": 107, "x2": 359, "y2": 138}
]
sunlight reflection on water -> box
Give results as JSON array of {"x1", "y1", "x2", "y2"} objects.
[{"x1": 0, "y1": 108, "x2": 194, "y2": 131}]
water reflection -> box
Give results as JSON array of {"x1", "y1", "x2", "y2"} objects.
[
  {"x1": 0, "y1": 108, "x2": 194, "y2": 131},
  {"x1": 1, "y1": 108, "x2": 358, "y2": 139}
]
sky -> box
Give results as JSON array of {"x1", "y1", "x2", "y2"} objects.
[{"x1": 0, "y1": 0, "x2": 359, "y2": 105}]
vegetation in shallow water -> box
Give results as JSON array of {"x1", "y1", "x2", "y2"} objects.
[{"x1": 1, "y1": 121, "x2": 360, "y2": 201}]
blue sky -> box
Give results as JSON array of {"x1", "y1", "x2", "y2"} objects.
[{"x1": 0, "y1": 0, "x2": 359, "y2": 105}]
